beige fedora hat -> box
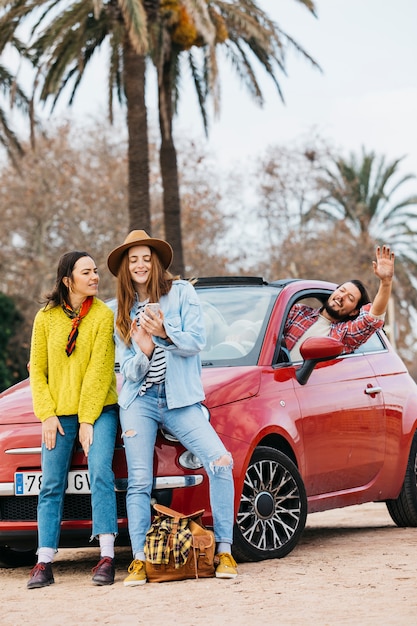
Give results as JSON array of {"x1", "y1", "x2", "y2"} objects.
[{"x1": 107, "y1": 230, "x2": 173, "y2": 276}]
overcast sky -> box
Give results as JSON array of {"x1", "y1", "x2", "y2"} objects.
[{"x1": 14, "y1": 0, "x2": 417, "y2": 182}]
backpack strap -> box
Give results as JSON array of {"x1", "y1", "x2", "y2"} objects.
[{"x1": 153, "y1": 503, "x2": 205, "y2": 520}]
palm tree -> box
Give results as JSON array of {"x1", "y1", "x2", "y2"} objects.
[
  {"x1": 304, "y1": 148, "x2": 417, "y2": 350},
  {"x1": 152, "y1": 0, "x2": 320, "y2": 272},
  {"x1": 0, "y1": 32, "x2": 29, "y2": 166},
  {"x1": 0, "y1": 65, "x2": 25, "y2": 165},
  {"x1": 0, "y1": 1, "x2": 319, "y2": 275},
  {"x1": 0, "y1": 0, "x2": 152, "y2": 232},
  {"x1": 306, "y1": 148, "x2": 417, "y2": 257}
]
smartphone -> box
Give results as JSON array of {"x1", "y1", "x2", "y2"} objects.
[{"x1": 145, "y1": 303, "x2": 161, "y2": 316}]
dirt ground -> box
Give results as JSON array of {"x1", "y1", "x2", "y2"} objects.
[{"x1": 1, "y1": 502, "x2": 416, "y2": 626}]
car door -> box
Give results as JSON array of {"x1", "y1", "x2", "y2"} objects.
[
  {"x1": 278, "y1": 287, "x2": 388, "y2": 499},
  {"x1": 293, "y1": 345, "x2": 386, "y2": 497}
]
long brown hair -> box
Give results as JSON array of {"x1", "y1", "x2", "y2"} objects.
[{"x1": 115, "y1": 247, "x2": 178, "y2": 345}]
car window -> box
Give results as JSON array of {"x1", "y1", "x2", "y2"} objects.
[
  {"x1": 288, "y1": 294, "x2": 387, "y2": 355},
  {"x1": 279, "y1": 291, "x2": 387, "y2": 365},
  {"x1": 352, "y1": 330, "x2": 386, "y2": 354},
  {"x1": 277, "y1": 294, "x2": 327, "y2": 365},
  {"x1": 294, "y1": 296, "x2": 325, "y2": 309},
  {"x1": 197, "y1": 286, "x2": 277, "y2": 366}
]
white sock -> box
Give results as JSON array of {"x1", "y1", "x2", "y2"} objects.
[
  {"x1": 134, "y1": 551, "x2": 146, "y2": 562},
  {"x1": 37, "y1": 547, "x2": 55, "y2": 564},
  {"x1": 216, "y1": 542, "x2": 231, "y2": 554},
  {"x1": 99, "y1": 534, "x2": 115, "y2": 559}
]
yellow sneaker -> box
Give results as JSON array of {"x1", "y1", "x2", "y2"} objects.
[
  {"x1": 123, "y1": 559, "x2": 147, "y2": 587},
  {"x1": 215, "y1": 553, "x2": 238, "y2": 579}
]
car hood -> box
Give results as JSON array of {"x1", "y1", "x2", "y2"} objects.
[
  {"x1": 201, "y1": 366, "x2": 261, "y2": 409},
  {"x1": 0, "y1": 367, "x2": 261, "y2": 424},
  {"x1": 0, "y1": 378, "x2": 36, "y2": 424}
]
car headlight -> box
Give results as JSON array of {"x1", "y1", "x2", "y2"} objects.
[{"x1": 179, "y1": 450, "x2": 204, "y2": 470}]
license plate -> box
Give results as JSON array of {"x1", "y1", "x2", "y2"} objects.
[{"x1": 15, "y1": 471, "x2": 91, "y2": 496}]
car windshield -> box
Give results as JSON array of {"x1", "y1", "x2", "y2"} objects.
[{"x1": 196, "y1": 284, "x2": 278, "y2": 367}]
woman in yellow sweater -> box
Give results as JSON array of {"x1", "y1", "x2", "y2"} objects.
[{"x1": 27, "y1": 251, "x2": 118, "y2": 589}]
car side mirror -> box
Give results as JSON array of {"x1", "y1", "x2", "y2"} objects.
[{"x1": 296, "y1": 337, "x2": 344, "y2": 386}]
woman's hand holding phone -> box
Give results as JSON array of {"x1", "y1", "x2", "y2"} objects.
[{"x1": 140, "y1": 303, "x2": 168, "y2": 340}]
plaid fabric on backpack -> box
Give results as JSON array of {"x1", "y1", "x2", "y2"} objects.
[
  {"x1": 144, "y1": 504, "x2": 215, "y2": 583},
  {"x1": 145, "y1": 514, "x2": 192, "y2": 568}
]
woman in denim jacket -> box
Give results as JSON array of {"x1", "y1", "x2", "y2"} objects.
[{"x1": 107, "y1": 230, "x2": 238, "y2": 586}]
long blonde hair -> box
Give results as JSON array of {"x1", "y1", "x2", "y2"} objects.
[{"x1": 115, "y1": 248, "x2": 178, "y2": 345}]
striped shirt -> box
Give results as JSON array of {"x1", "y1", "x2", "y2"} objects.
[{"x1": 136, "y1": 300, "x2": 166, "y2": 395}]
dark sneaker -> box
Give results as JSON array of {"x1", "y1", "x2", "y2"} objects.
[
  {"x1": 92, "y1": 557, "x2": 115, "y2": 585},
  {"x1": 27, "y1": 562, "x2": 54, "y2": 589}
]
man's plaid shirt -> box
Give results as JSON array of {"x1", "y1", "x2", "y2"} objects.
[{"x1": 284, "y1": 303, "x2": 384, "y2": 354}]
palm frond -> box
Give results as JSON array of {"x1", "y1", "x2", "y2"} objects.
[
  {"x1": 187, "y1": 50, "x2": 209, "y2": 134},
  {"x1": 118, "y1": 0, "x2": 148, "y2": 54},
  {"x1": 311, "y1": 149, "x2": 417, "y2": 246}
]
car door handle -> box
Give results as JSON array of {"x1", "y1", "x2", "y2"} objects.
[{"x1": 365, "y1": 386, "x2": 382, "y2": 395}]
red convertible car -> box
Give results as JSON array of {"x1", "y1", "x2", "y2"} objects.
[{"x1": 1, "y1": 276, "x2": 417, "y2": 566}]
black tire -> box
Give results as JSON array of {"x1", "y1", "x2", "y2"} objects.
[
  {"x1": 233, "y1": 446, "x2": 307, "y2": 562},
  {"x1": 0, "y1": 546, "x2": 37, "y2": 568},
  {"x1": 386, "y1": 432, "x2": 417, "y2": 526}
]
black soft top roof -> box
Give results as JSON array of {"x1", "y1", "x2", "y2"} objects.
[{"x1": 195, "y1": 276, "x2": 300, "y2": 287}]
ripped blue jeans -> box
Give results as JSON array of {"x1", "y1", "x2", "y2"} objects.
[{"x1": 120, "y1": 383, "x2": 234, "y2": 557}]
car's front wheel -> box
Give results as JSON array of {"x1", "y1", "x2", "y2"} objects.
[
  {"x1": 386, "y1": 431, "x2": 417, "y2": 526},
  {"x1": 233, "y1": 446, "x2": 307, "y2": 562}
]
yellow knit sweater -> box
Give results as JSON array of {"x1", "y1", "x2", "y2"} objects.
[{"x1": 30, "y1": 297, "x2": 118, "y2": 424}]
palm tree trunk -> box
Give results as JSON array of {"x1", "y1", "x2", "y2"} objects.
[
  {"x1": 123, "y1": 38, "x2": 151, "y2": 232},
  {"x1": 158, "y1": 58, "x2": 184, "y2": 276}
]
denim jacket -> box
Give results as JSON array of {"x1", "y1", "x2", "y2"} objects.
[{"x1": 113, "y1": 280, "x2": 206, "y2": 410}]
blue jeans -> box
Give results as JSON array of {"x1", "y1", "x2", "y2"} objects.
[
  {"x1": 120, "y1": 383, "x2": 234, "y2": 556},
  {"x1": 37, "y1": 407, "x2": 118, "y2": 549}
]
